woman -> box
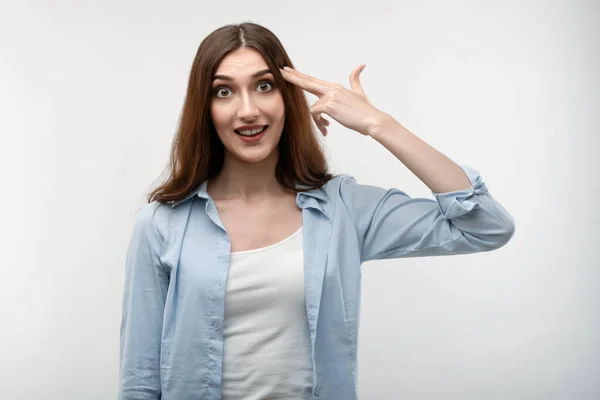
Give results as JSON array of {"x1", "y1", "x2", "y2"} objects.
[{"x1": 118, "y1": 22, "x2": 515, "y2": 400}]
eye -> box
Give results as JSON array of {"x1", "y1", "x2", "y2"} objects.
[
  {"x1": 257, "y1": 80, "x2": 274, "y2": 92},
  {"x1": 214, "y1": 87, "x2": 232, "y2": 98},
  {"x1": 212, "y1": 80, "x2": 275, "y2": 99}
]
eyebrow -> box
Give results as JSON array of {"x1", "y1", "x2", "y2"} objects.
[{"x1": 212, "y1": 68, "x2": 273, "y2": 82}]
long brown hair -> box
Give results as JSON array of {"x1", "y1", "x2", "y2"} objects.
[{"x1": 147, "y1": 22, "x2": 334, "y2": 204}]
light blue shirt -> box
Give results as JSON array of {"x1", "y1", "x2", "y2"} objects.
[{"x1": 119, "y1": 165, "x2": 515, "y2": 400}]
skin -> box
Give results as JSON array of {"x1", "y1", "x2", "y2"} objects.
[
  {"x1": 208, "y1": 47, "x2": 302, "y2": 252},
  {"x1": 208, "y1": 47, "x2": 288, "y2": 202}
]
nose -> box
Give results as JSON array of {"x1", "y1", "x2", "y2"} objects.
[{"x1": 236, "y1": 93, "x2": 259, "y2": 120}]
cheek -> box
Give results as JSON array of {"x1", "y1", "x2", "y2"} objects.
[
  {"x1": 209, "y1": 107, "x2": 229, "y2": 145},
  {"x1": 210, "y1": 104, "x2": 223, "y2": 125},
  {"x1": 269, "y1": 94, "x2": 286, "y2": 123},
  {"x1": 210, "y1": 104, "x2": 231, "y2": 136}
]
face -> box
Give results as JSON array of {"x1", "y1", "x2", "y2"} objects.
[{"x1": 210, "y1": 47, "x2": 286, "y2": 165}]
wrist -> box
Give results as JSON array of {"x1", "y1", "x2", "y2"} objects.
[{"x1": 366, "y1": 112, "x2": 397, "y2": 138}]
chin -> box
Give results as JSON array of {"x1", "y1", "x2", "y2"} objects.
[{"x1": 229, "y1": 145, "x2": 278, "y2": 164}]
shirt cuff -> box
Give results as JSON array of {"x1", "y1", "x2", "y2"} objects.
[{"x1": 431, "y1": 165, "x2": 489, "y2": 220}]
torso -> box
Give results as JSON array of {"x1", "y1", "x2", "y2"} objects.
[{"x1": 210, "y1": 190, "x2": 303, "y2": 253}]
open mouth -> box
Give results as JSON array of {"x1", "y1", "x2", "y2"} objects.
[{"x1": 234, "y1": 125, "x2": 268, "y2": 137}]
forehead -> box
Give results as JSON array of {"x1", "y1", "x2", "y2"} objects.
[{"x1": 214, "y1": 47, "x2": 270, "y2": 77}]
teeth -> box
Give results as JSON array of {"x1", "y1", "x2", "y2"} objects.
[{"x1": 237, "y1": 126, "x2": 266, "y2": 136}]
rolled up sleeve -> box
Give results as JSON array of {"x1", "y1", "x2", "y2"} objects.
[
  {"x1": 119, "y1": 203, "x2": 168, "y2": 400},
  {"x1": 339, "y1": 165, "x2": 515, "y2": 263}
]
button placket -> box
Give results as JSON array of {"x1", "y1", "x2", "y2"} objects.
[
  {"x1": 210, "y1": 319, "x2": 221, "y2": 331},
  {"x1": 314, "y1": 384, "x2": 321, "y2": 396}
]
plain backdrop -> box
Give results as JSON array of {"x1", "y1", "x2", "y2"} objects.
[{"x1": 1, "y1": 0, "x2": 598, "y2": 399}]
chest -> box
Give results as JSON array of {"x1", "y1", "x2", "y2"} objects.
[{"x1": 213, "y1": 197, "x2": 303, "y2": 253}]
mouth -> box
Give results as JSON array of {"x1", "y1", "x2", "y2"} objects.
[
  {"x1": 234, "y1": 125, "x2": 268, "y2": 137},
  {"x1": 234, "y1": 125, "x2": 269, "y2": 143}
]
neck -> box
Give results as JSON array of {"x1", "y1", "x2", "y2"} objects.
[{"x1": 208, "y1": 149, "x2": 287, "y2": 202}]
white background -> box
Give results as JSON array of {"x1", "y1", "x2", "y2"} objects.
[{"x1": 1, "y1": 0, "x2": 598, "y2": 399}]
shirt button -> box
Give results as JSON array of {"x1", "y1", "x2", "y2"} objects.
[
  {"x1": 210, "y1": 364, "x2": 218, "y2": 372},
  {"x1": 314, "y1": 385, "x2": 320, "y2": 396}
]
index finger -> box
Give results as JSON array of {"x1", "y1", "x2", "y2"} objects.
[{"x1": 280, "y1": 67, "x2": 327, "y2": 97}]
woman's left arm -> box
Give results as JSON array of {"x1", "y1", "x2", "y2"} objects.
[
  {"x1": 360, "y1": 115, "x2": 517, "y2": 261},
  {"x1": 337, "y1": 163, "x2": 515, "y2": 263},
  {"x1": 280, "y1": 64, "x2": 515, "y2": 262}
]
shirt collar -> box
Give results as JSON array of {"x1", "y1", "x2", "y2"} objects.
[{"x1": 168, "y1": 179, "x2": 333, "y2": 219}]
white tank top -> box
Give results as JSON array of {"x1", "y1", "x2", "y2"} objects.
[{"x1": 221, "y1": 226, "x2": 313, "y2": 400}]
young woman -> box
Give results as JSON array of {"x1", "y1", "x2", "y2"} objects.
[{"x1": 118, "y1": 22, "x2": 515, "y2": 400}]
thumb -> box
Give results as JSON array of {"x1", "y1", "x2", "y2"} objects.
[{"x1": 349, "y1": 64, "x2": 366, "y2": 95}]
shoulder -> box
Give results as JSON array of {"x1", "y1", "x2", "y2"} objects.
[
  {"x1": 300, "y1": 173, "x2": 388, "y2": 205},
  {"x1": 316, "y1": 173, "x2": 358, "y2": 198},
  {"x1": 303, "y1": 174, "x2": 391, "y2": 220},
  {"x1": 132, "y1": 201, "x2": 175, "y2": 243},
  {"x1": 324, "y1": 173, "x2": 390, "y2": 204}
]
